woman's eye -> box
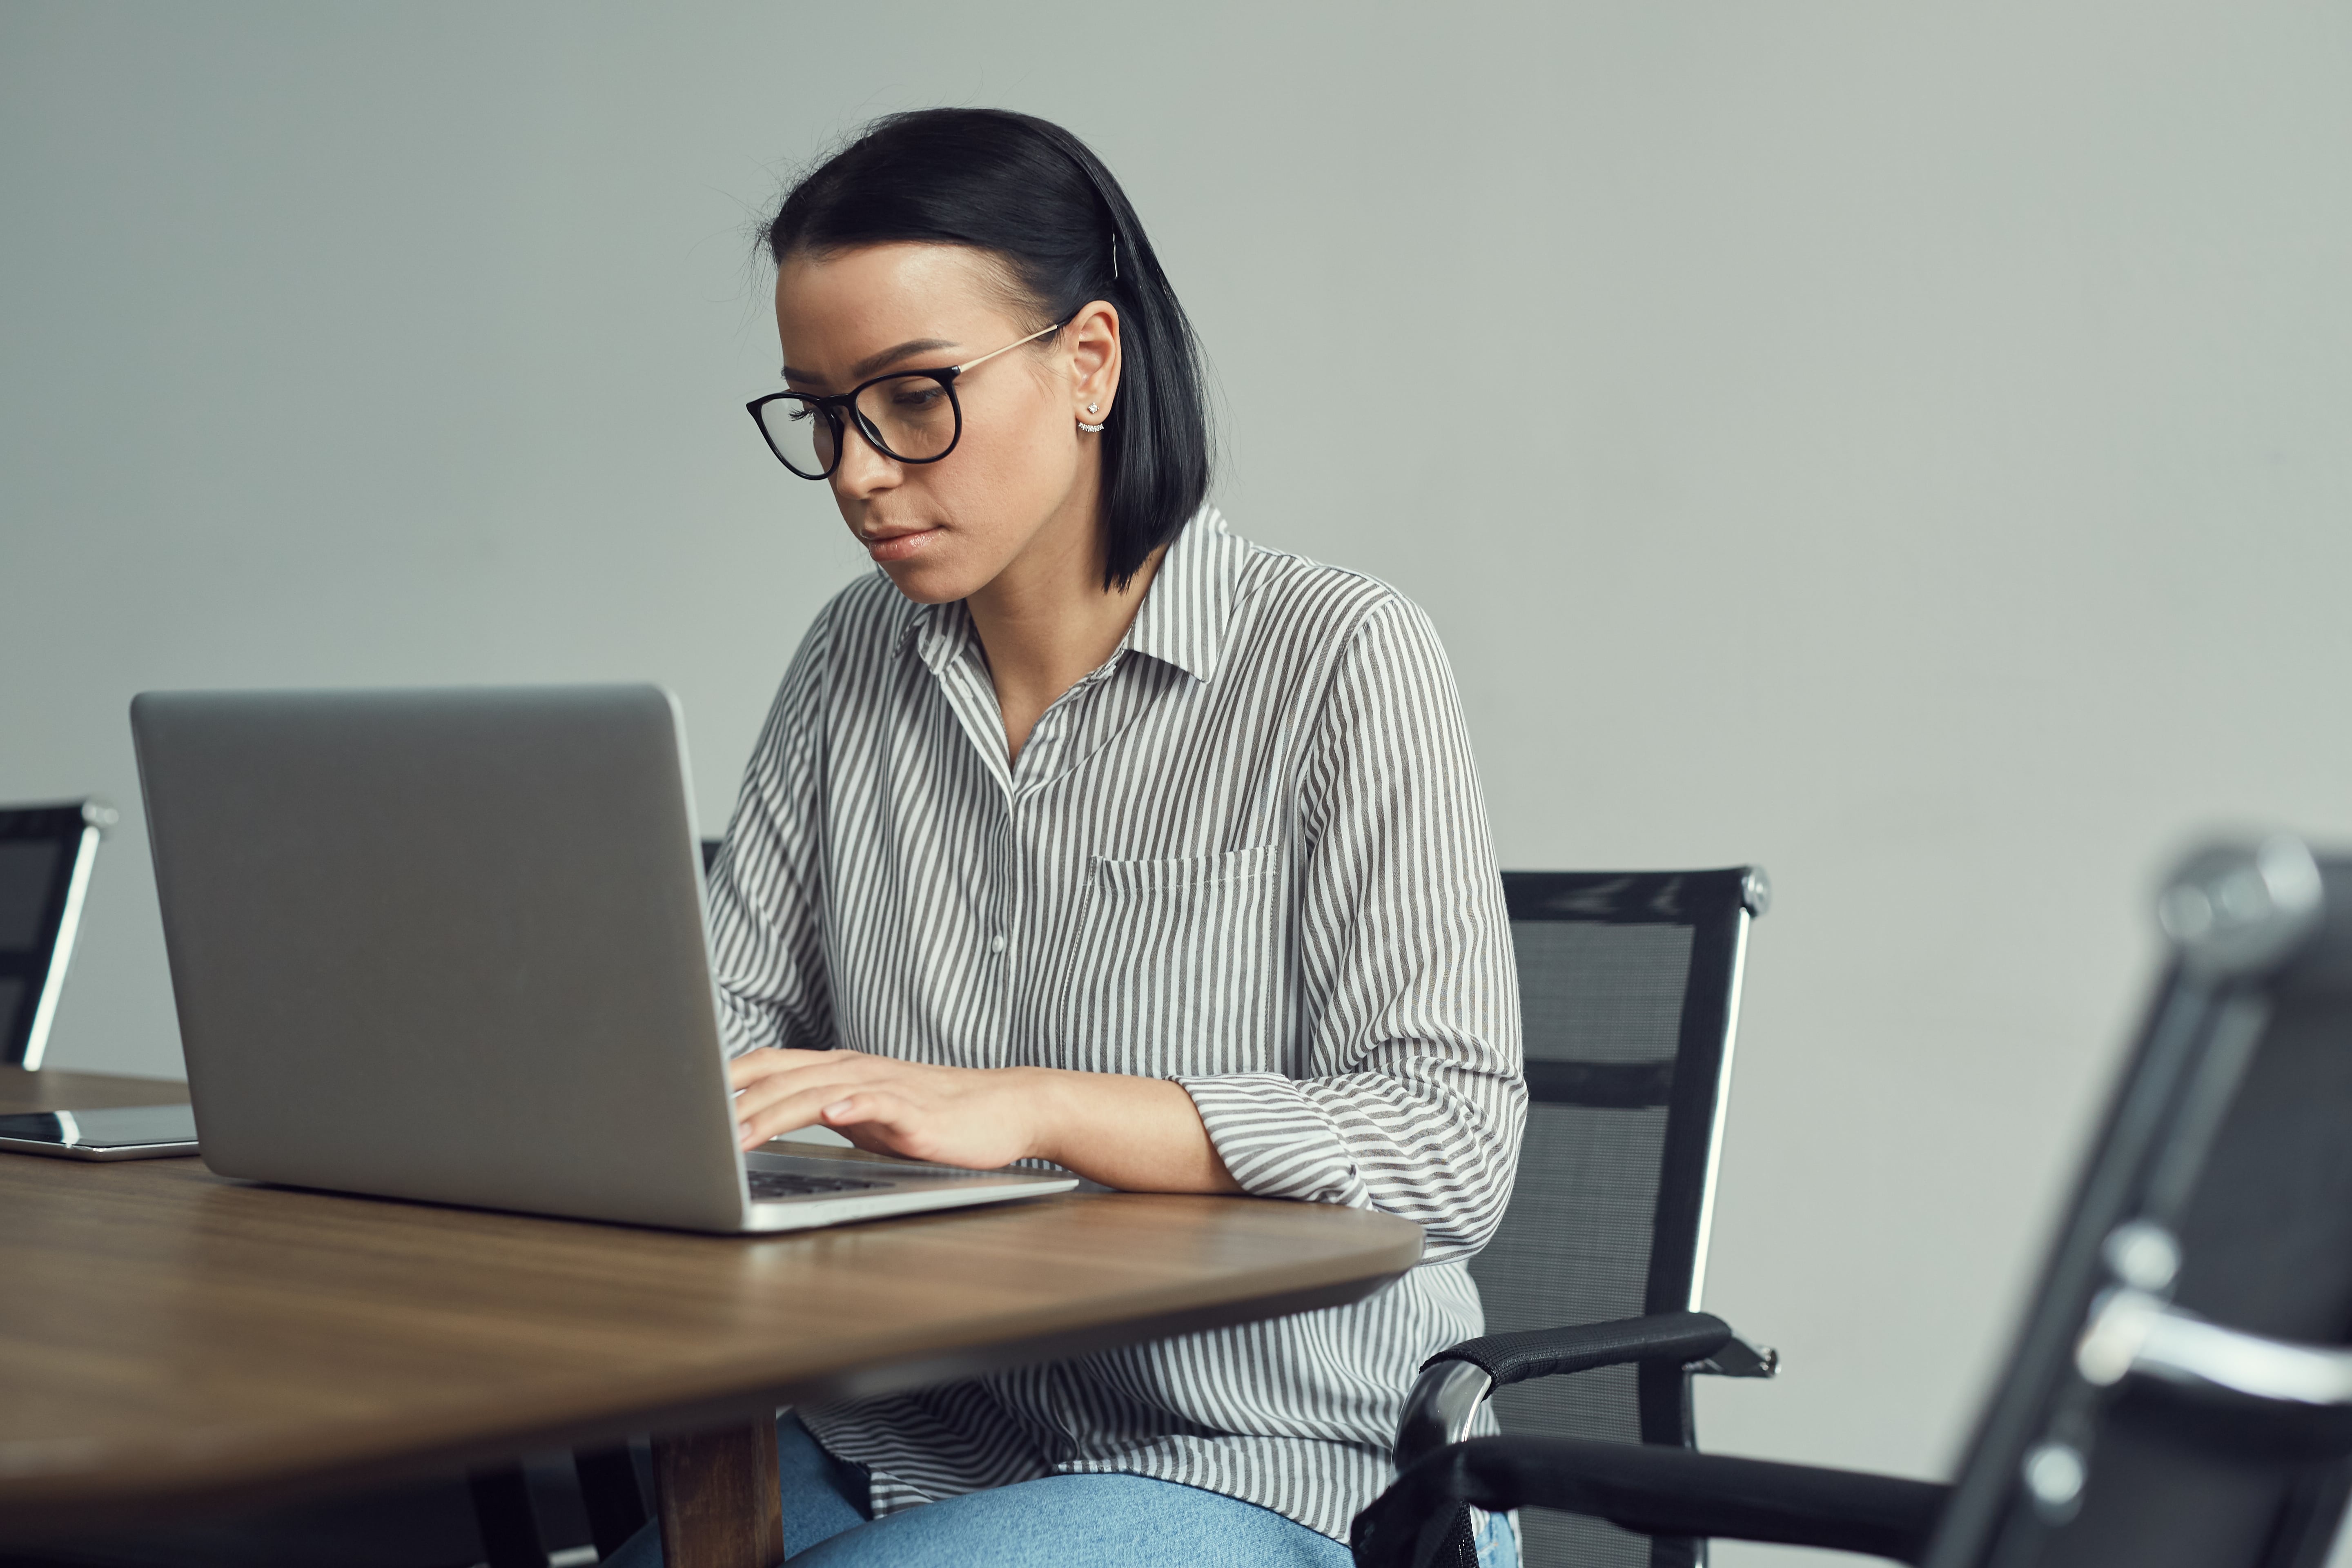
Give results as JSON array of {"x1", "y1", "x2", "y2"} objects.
[
  {"x1": 784, "y1": 405, "x2": 816, "y2": 425},
  {"x1": 889, "y1": 385, "x2": 944, "y2": 410}
]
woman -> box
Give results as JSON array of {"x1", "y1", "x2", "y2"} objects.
[{"x1": 620, "y1": 108, "x2": 1525, "y2": 1567}]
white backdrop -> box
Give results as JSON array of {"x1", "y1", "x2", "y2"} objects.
[{"x1": 6, "y1": 5, "x2": 2350, "y2": 1562}]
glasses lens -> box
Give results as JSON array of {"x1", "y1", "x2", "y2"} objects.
[
  {"x1": 756, "y1": 396, "x2": 836, "y2": 478},
  {"x1": 853, "y1": 374, "x2": 960, "y2": 462}
]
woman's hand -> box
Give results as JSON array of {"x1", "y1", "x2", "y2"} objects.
[
  {"x1": 726, "y1": 1048, "x2": 1242, "y2": 1194},
  {"x1": 728, "y1": 1049, "x2": 1041, "y2": 1169}
]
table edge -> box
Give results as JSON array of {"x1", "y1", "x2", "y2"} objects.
[{"x1": 0, "y1": 1222, "x2": 1421, "y2": 1538}]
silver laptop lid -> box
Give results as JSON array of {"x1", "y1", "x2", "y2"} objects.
[{"x1": 132, "y1": 685, "x2": 751, "y2": 1230}]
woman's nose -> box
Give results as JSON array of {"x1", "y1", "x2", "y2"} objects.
[{"x1": 830, "y1": 419, "x2": 902, "y2": 498}]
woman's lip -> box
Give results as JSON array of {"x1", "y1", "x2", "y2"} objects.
[{"x1": 862, "y1": 528, "x2": 938, "y2": 563}]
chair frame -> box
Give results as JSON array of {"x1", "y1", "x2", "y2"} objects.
[
  {"x1": 1387, "y1": 868, "x2": 1775, "y2": 1568},
  {"x1": 1505, "y1": 869, "x2": 1773, "y2": 1444}
]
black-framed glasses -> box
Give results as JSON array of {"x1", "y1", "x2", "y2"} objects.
[{"x1": 745, "y1": 320, "x2": 1065, "y2": 481}]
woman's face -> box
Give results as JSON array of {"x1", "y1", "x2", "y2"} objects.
[{"x1": 772, "y1": 243, "x2": 1118, "y2": 605}]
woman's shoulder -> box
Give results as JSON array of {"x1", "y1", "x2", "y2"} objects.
[{"x1": 1227, "y1": 529, "x2": 1445, "y2": 659}]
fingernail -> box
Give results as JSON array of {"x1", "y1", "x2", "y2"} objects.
[{"x1": 824, "y1": 1100, "x2": 854, "y2": 1120}]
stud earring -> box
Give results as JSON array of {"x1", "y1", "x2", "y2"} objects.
[{"x1": 1078, "y1": 403, "x2": 1105, "y2": 434}]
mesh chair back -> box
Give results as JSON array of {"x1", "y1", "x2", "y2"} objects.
[
  {"x1": 1925, "y1": 844, "x2": 2352, "y2": 1568},
  {"x1": 0, "y1": 801, "x2": 109, "y2": 1068},
  {"x1": 1470, "y1": 869, "x2": 1766, "y2": 1568}
]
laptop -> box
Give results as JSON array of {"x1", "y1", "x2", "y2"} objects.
[
  {"x1": 1, "y1": 797, "x2": 115, "y2": 1069},
  {"x1": 0, "y1": 1104, "x2": 201, "y2": 1160},
  {"x1": 130, "y1": 684, "x2": 1076, "y2": 1232}
]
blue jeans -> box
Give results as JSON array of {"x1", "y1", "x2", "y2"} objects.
[{"x1": 602, "y1": 1413, "x2": 1518, "y2": 1567}]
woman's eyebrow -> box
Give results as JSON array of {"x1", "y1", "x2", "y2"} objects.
[{"x1": 782, "y1": 337, "x2": 961, "y2": 387}]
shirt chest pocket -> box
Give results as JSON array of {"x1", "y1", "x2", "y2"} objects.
[{"x1": 1055, "y1": 844, "x2": 1287, "y2": 1078}]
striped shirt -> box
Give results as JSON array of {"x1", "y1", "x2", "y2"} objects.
[{"x1": 704, "y1": 508, "x2": 1526, "y2": 1541}]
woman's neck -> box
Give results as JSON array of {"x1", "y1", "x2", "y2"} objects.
[{"x1": 966, "y1": 510, "x2": 1163, "y2": 765}]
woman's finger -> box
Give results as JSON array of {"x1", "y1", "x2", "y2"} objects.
[
  {"x1": 726, "y1": 1046, "x2": 853, "y2": 1091},
  {"x1": 730, "y1": 1052, "x2": 895, "y2": 1122},
  {"x1": 735, "y1": 1060, "x2": 926, "y2": 1146},
  {"x1": 736, "y1": 1078, "x2": 871, "y2": 1146},
  {"x1": 724, "y1": 1048, "x2": 797, "y2": 1092}
]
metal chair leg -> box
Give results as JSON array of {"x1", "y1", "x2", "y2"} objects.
[
  {"x1": 467, "y1": 1463, "x2": 547, "y2": 1568},
  {"x1": 575, "y1": 1443, "x2": 652, "y2": 1560}
]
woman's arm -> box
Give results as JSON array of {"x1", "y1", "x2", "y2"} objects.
[
  {"x1": 706, "y1": 610, "x2": 837, "y2": 1054},
  {"x1": 727, "y1": 1048, "x2": 1241, "y2": 1193},
  {"x1": 1176, "y1": 595, "x2": 1526, "y2": 1261}
]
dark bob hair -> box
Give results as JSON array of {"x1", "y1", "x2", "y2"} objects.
[{"x1": 764, "y1": 109, "x2": 1210, "y2": 590}]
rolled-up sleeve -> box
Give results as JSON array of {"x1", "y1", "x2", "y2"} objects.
[
  {"x1": 705, "y1": 607, "x2": 835, "y2": 1057},
  {"x1": 1178, "y1": 597, "x2": 1526, "y2": 1263}
]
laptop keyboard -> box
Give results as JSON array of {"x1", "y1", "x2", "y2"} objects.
[{"x1": 747, "y1": 1169, "x2": 892, "y2": 1200}]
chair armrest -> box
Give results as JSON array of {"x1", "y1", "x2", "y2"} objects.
[
  {"x1": 1396, "y1": 1311, "x2": 1767, "y2": 1470},
  {"x1": 1351, "y1": 1435, "x2": 1948, "y2": 1568},
  {"x1": 1426, "y1": 1310, "x2": 1736, "y2": 1388},
  {"x1": 1695, "y1": 1334, "x2": 1781, "y2": 1379}
]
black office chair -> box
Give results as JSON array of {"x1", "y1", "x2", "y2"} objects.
[
  {"x1": 1385, "y1": 868, "x2": 1778, "y2": 1568},
  {"x1": 0, "y1": 800, "x2": 114, "y2": 1069},
  {"x1": 1354, "y1": 838, "x2": 2352, "y2": 1568}
]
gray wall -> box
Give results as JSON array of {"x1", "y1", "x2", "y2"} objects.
[{"x1": 6, "y1": 4, "x2": 2348, "y2": 1561}]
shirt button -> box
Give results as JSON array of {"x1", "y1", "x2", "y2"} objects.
[{"x1": 989, "y1": 933, "x2": 1007, "y2": 954}]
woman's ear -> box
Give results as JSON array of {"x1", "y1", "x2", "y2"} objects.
[{"x1": 1067, "y1": 299, "x2": 1121, "y2": 422}]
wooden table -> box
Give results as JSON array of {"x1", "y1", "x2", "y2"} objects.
[{"x1": 0, "y1": 1069, "x2": 1423, "y2": 1566}]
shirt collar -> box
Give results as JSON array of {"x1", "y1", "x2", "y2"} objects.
[
  {"x1": 905, "y1": 594, "x2": 971, "y2": 676},
  {"x1": 900, "y1": 504, "x2": 1242, "y2": 685},
  {"x1": 1119, "y1": 505, "x2": 1241, "y2": 684}
]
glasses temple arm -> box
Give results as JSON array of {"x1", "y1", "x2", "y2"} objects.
[{"x1": 950, "y1": 318, "x2": 1067, "y2": 375}]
